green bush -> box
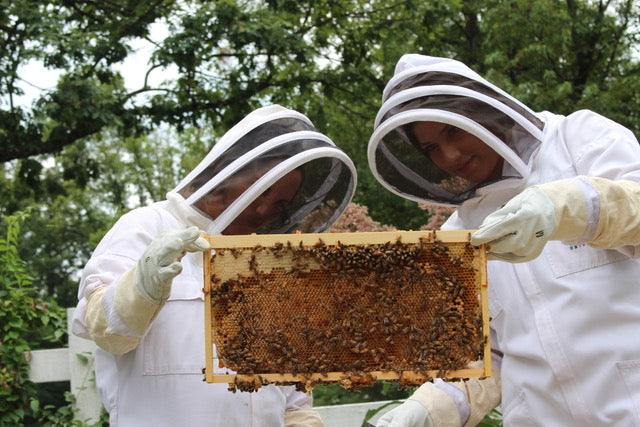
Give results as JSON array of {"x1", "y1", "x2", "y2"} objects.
[
  {"x1": 313, "y1": 381, "x2": 414, "y2": 406},
  {"x1": 0, "y1": 211, "x2": 71, "y2": 425}
]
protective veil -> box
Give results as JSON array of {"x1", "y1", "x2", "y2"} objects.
[
  {"x1": 72, "y1": 105, "x2": 356, "y2": 427},
  {"x1": 368, "y1": 54, "x2": 543, "y2": 207},
  {"x1": 171, "y1": 104, "x2": 356, "y2": 235},
  {"x1": 369, "y1": 55, "x2": 640, "y2": 426}
]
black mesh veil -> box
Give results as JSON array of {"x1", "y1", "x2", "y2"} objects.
[
  {"x1": 172, "y1": 105, "x2": 356, "y2": 235},
  {"x1": 368, "y1": 54, "x2": 544, "y2": 206}
]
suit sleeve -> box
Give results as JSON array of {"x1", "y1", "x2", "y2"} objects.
[
  {"x1": 72, "y1": 208, "x2": 166, "y2": 354},
  {"x1": 546, "y1": 110, "x2": 640, "y2": 256},
  {"x1": 541, "y1": 176, "x2": 640, "y2": 257}
]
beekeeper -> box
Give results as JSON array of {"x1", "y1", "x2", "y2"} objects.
[
  {"x1": 71, "y1": 105, "x2": 357, "y2": 426},
  {"x1": 368, "y1": 54, "x2": 640, "y2": 426}
]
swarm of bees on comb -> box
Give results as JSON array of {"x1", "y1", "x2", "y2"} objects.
[{"x1": 203, "y1": 230, "x2": 490, "y2": 393}]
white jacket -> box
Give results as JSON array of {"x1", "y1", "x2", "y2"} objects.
[
  {"x1": 72, "y1": 197, "x2": 315, "y2": 426},
  {"x1": 70, "y1": 105, "x2": 360, "y2": 426},
  {"x1": 437, "y1": 110, "x2": 640, "y2": 425},
  {"x1": 368, "y1": 54, "x2": 640, "y2": 426}
]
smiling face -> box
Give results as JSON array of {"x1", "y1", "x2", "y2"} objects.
[
  {"x1": 411, "y1": 121, "x2": 504, "y2": 184},
  {"x1": 194, "y1": 168, "x2": 303, "y2": 235}
]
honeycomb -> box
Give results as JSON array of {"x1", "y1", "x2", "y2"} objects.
[{"x1": 203, "y1": 230, "x2": 489, "y2": 393}]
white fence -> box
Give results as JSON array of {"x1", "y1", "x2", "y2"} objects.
[
  {"x1": 25, "y1": 308, "x2": 400, "y2": 426},
  {"x1": 26, "y1": 308, "x2": 104, "y2": 423}
]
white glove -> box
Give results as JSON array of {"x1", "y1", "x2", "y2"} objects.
[
  {"x1": 376, "y1": 400, "x2": 434, "y2": 427},
  {"x1": 136, "y1": 226, "x2": 210, "y2": 304},
  {"x1": 470, "y1": 186, "x2": 556, "y2": 262}
]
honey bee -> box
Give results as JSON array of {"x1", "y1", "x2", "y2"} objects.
[
  {"x1": 248, "y1": 254, "x2": 259, "y2": 274},
  {"x1": 287, "y1": 266, "x2": 302, "y2": 275}
]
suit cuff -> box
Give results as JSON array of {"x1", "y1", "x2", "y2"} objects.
[
  {"x1": 410, "y1": 382, "x2": 462, "y2": 427},
  {"x1": 284, "y1": 408, "x2": 324, "y2": 427}
]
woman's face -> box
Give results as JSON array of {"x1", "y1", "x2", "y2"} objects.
[
  {"x1": 194, "y1": 169, "x2": 303, "y2": 235},
  {"x1": 412, "y1": 121, "x2": 503, "y2": 184}
]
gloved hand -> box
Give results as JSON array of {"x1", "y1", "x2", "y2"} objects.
[
  {"x1": 136, "y1": 226, "x2": 210, "y2": 304},
  {"x1": 376, "y1": 399, "x2": 434, "y2": 427},
  {"x1": 470, "y1": 186, "x2": 556, "y2": 262}
]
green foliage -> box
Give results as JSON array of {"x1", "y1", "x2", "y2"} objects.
[
  {"x1": 479, "y1": 0, "x2": 640, "y2": 131},
  {"x1": 0, "y1": 210, "x2": 68, "y2": 424},
  {"x1": 313, "y1": 381, "x2": 414, "y2": 406},
  {"x1": 3, "y1": 1, "x2": 639, "y2": 259},
  {"x1": 478, "y1": 408, "x2": 503, "y2": 426},
  {"x1": 2, "y1": 126, "x2": 209, "y2": 307},
  {"x1": 0, "y1": 0, "x2": 178, "y2": 162}
]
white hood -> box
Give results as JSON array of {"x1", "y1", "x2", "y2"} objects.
[
  {"x1": 368, "y1": 54, "x2": 545, "y2": 206},
  {"x1": 168, "y1": 104, "x2": 357, "y2": 235}
]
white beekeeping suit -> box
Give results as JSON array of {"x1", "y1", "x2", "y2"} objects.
[
  {"x1": 369, "y1": 54, "x2": 640, "y2": 426},
  {"x1": 72, "y1": 105, "x2": 357, "y2": 427}
]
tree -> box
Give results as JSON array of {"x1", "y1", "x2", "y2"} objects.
[
  {"x1": 479, "y1": 0, "x2": 640, "y2": 130},
  {"x1": 1, "y1": 126, "x2": 209, "y2": 306},
  {"x1": 1, "y1": 0, "x2": 179, "y2": 161},
  {"x1": 1, "y1": 0, "x2": 639, "y2": 303}
]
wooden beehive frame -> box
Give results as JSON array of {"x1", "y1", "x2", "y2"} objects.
[{"x1": 203, "y1": 230, "x2": 490, "y2": 391}]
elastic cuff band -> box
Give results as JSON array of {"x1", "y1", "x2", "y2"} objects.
[
  {"x1": 573, "y1": 176, "x2": 600, "y2": 242},
  {"x1": 434, "y1": 379, "x2": 470, "y2": 424}
]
